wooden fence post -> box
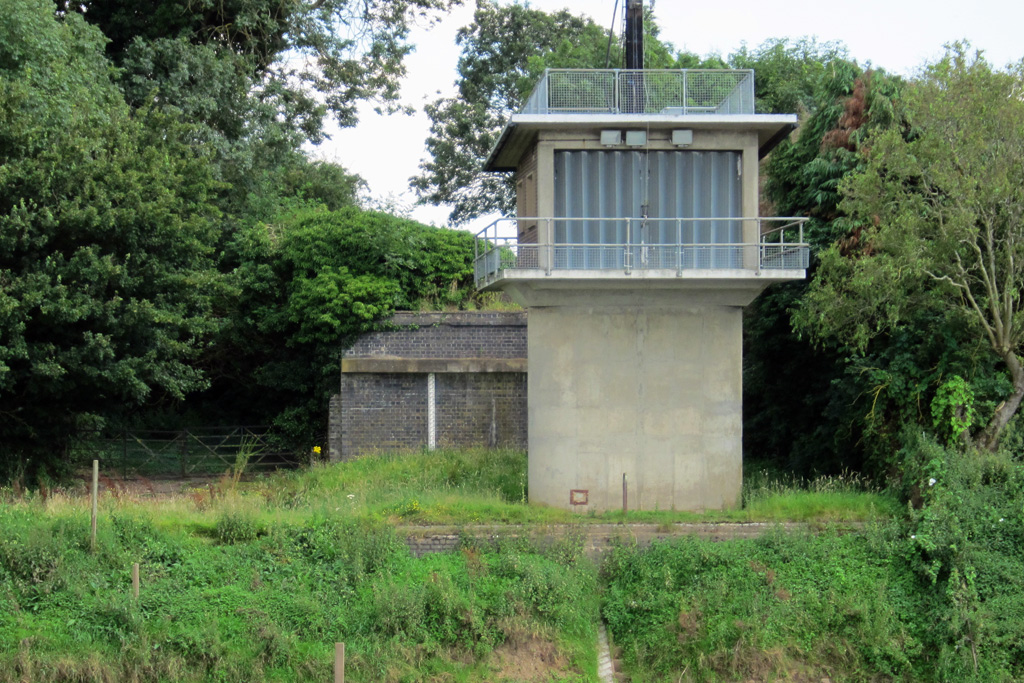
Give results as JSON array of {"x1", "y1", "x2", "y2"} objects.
[
  {"x1": 90, "y1": 460, "x2": 99, "y2": 551},
  {"x1": 334, "y1": 642, "x2": 345, "y2": 683}
]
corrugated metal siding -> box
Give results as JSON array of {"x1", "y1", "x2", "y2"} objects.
[
  {"x1": 553, "y1": 150, "x2": 741, "y2": 268},
  {"x1": 516, "y1": 147, "x2": 539, "y2": 243}
]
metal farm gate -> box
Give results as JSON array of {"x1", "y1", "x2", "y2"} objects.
[{"x1": 73, "y1": 427, "x2": 303, "y2": 479}]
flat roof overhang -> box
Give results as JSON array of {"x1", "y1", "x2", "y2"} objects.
[
  {"x1": 485, "y1": 114, "x2": 798, "y2": 172},
  {"x1": 477, "y1": 268, "x2": 806, "y2": 307}
]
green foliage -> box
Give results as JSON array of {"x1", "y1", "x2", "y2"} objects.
[
  {"x1": 745, "y1": 61, "x2": 905, "y2": 476},
  {"x1": 196, "y1": 207, "x2": 476, "y2": 446},
  {"x1": 799, "y1": 46, "x2": 1024, "y2": 451},
  {"x1": 0, "y1": 506, "x2": 597, "y2": 682},
  {"x1": 602, "y1": 530, "x2": 923, "y2": 681},
  {"x1": 901, "y1": 436, "x2": 1024, "y2": 680},
  {"x1": 932, "y1": 376, "x2": 977, "y2": 447},
  {"x1": 215, "y1": 507, "x2": 265, "y2": 544},
  {"x1": 64, "y1": 0, "x2": 461, "y2": 136},
  {"x1": 0, "y1": 0, "x2": 222, "y2": 475},
  {"x1": 729, "y1": 37, "x2": 851, "y2": 114}
]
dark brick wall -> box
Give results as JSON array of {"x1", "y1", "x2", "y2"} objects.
[
  {"x1": 331, "y1": 312, "x2": 528, "y2": 460},
  {"x1": 437, "y1": 373, "x2": 527, "y2": 449},
  {"x1": 345, "y1": 311, "x2": 527, "y2": 359},
  {"x1": 339, "y1": 374, "x2": 427, "y2": 456}
]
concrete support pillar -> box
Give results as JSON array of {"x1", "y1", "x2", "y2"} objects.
[{"x1": 527, "y1": 301, "x2": 743, "y2": 512}]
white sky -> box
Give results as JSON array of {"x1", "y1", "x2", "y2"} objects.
[{"x1": 314, "y1": 0, "x2": 1024, "y2": 231}]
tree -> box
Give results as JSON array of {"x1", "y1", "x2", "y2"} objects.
[
  {"x1": 0, "y1": 0, "x2": 223, "y2": 474},
  {"x1": 743, "y1": 59, "x2": 906, "y2": 474},
  {"x1": 61, "y1": 0, "x2": 457, "y2": 246},
  {"x1": 729, "y1": 37, "x2": 850, "y2": 114},
  {"x1": 411, "y1": 0, "x2": 700, "y2": 224},
  {"x1": 202, "y1": 207, "x2": 477, "y2": 445},
  {"x1": 796, "y1": 45, "x2": 1024, "y2": 451},
  {"x1": 60, "y1": 0, "x2": 461, "y2": 137}
]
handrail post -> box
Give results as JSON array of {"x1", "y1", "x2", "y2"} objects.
[
  {"x1": 624, "y1": 218, "x2": 632, "y2": 274},
  {"x1": 682, "y1": 70, "x2": 687, "y2": 115},
  {"x1": 613, "y1": 69, "x2": 620, "y2": 113},
  {"x1": 544, "y1": 218, "x2": 552, "y2": 276},
  {"x1": 676, "y1": 218, "x2": 683, "y2": 276}
]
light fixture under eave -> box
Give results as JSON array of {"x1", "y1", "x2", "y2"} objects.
[
  {"x1": 672, "y1": 129, "x2": 694, "y2": 146},
  {"x1": 625, "y1": 130, "x2": 647, "y2": 146},
  {"x1": 600, "y1": 130, "x2": 622, "y2": 146}
]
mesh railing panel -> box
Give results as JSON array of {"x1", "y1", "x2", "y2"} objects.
[
  {"x1": 545, "y1": 71, "x2": 616, "y2": 112},
  {"x1": 760, "y1": 244, "x2": 810, "y2": 270},
  {"x1": 536, "y1": 69, "x2": 754, "y2": 115}
]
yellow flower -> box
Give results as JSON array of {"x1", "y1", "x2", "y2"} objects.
[{"x1": 312, "y1": 446, "x2": 322, "y2": 454}]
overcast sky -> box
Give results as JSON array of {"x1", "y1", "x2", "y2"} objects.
[{"x1": 313, "y1": 0, "x2": 1024, "y2": 231}]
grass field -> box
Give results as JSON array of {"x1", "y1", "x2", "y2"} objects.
[
  {"x1": 28, "y1": 448, "x2": 900, "y2": 532},
  {"x1": 0, "y1": 449, "x2": 923, "y2": 682}
]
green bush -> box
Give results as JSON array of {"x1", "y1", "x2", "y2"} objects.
[
  {"x1": 215, "y1": 508, "x2": 265, "y2": 544},
  {"x1": 902, "y1": 437, "x2": 1024, "y2": 681},
  {"x1": 0, "y1": 510, "x2": 596, "y2": 682},
  {"x1": 601, "y1": 530, "x2": 921, "y2": 681}
]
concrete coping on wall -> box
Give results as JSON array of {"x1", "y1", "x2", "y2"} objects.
[
  {"x1": 342, "y1": 357, "x2": 527, "y2": 374},
  {"x1": 400, "y1": 522, "x2": 864, "y2": 560},
  {"x1": 388, "y1": 311, "x2": 527, "y2": 327}
]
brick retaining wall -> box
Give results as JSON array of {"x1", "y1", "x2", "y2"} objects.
[
  {"x1": 402, "y1": 523, "x2": 833, "y2": 560},
  {"x1": 331, "y1": 311, "x2": 528, "y2": 459}
]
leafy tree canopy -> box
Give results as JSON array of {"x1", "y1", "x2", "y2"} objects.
[
  {"x1": 200, "y1": 207, "x2": 477, "y2": 444},
  {"x1": 0, "y1": 0, "x2": 223, "y2": 474},
  {"x1": 744, "y1": 58, "x2": 906, "y2": 475},
  {"x1": 795, "y1": 45, "x2": 1024, "y2": 451},
  {"x1": 729, "y1": 37, "x2": 850, "y2": 114},
  {"x1": 60, "y1": 0, "x2": 462, "y2": 137}
]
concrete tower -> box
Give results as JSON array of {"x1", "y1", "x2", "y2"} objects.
[{"x1": 473, "y1": 32, "x2": 807, "y2": 512}]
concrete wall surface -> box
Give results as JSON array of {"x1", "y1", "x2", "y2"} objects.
[{"x1": 528, "y1": 302, "x2": 742, "y2": 512}]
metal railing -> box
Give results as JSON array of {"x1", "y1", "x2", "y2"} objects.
[
  {"x1": 474, "y1": 217, "x2": 809, "y2": 285},
  {"x1": 521, "y1": 69, "x2": 755, "y2": 116}
]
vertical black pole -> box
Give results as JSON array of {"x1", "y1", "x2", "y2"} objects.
[
  {"x1": 624, "y1": 0, "x2": 644, "y2": 70},
  {"x1": 623, "y1": 0, "x2": 645, "y2": 112}
]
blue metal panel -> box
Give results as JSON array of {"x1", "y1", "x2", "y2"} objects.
[{"x1": 553, "y1": 150, "x2": 741, "y2": 268}]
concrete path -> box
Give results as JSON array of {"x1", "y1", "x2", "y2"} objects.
[{"x1": 597, "y1": 621, "x2": 615, "y2": 683}]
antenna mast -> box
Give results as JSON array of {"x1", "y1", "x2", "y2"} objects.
[{"x1": 624, "y1": 0, "x2": 644, "y2": 70}]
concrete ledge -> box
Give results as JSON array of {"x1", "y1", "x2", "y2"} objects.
[
  {"x1": 342, "y1": 357, "x2": 528, "y2": 374},
  {"x1": 388, "y1": 311, "x2": 527, "y2": 327},
  {"x1": 401, "y1": 522, "x2": 861, "y2": 560}
]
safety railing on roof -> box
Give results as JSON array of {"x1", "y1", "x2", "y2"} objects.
[
  {"x1": 520, "y1": 69, "x2": 755, "y2": 116},
  {"x1": 473, "y1": 217, "x2": 809, "y2": 286}
]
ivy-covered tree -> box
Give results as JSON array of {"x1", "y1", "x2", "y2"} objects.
[
  {"x1": 744, "y1": 59, "x2": 892, "y2": 474},
  {"x1": 797, "y1": 46, "x2": 1024, "y2": 452},
  {"x1": 0, "y1": 0, "x2": 223, "y2": 475}
]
